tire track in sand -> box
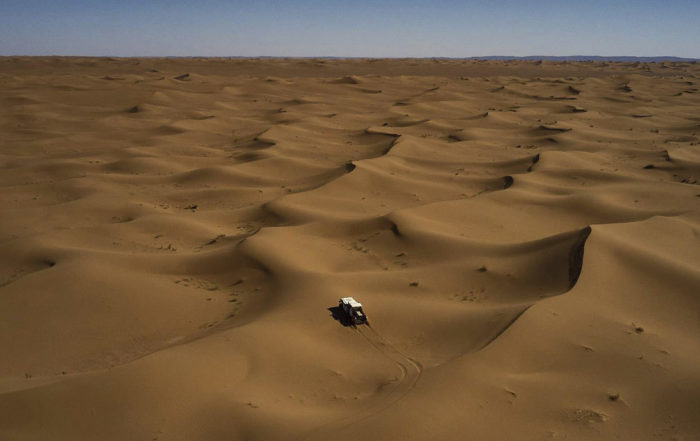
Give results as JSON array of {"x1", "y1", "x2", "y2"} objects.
[{"x1": 300, "y1": 324, "x2": 421, "y2": 441}]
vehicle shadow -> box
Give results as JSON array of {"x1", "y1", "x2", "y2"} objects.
[{"x1": 328, "y1": 306, "x2": 354, "y2": 327}]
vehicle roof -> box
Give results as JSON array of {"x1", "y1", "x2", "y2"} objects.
[{"x1": 340, "y1": 297, "x2": 362, "y2": 308}]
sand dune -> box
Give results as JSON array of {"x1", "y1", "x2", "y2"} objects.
[{"x1": 1, "y1": 57, "x2": 699, "y2": 441}]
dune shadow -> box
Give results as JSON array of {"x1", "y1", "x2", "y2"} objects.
[{"x1": 328, "y1": 306, "x2": 354, "y2": 327}]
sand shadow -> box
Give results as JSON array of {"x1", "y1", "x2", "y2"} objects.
[{"x1": 328, "y1": 306, "x2": 354, "y2": 327}]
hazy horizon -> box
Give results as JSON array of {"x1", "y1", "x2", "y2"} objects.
[
  {"x1": 2, "y1": 0, "x2": 700, "y2": 58},
  {"x1": 1, "y1": 55, "x2": 697, "y2": 61}
]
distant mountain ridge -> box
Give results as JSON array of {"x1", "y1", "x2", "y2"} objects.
[{"x1": 469, "y1": 55, "x2": 697, "y2": 62}]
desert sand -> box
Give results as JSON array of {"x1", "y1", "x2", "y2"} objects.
[{"x1": 1, "y1": 57, "x2": 699, "y2": 440}]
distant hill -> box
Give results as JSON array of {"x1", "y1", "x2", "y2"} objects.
[{"x1": 469, "y1": 55, "x2": 698, "y2": 62}]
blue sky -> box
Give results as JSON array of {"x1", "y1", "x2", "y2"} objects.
[{"x1": 1, "y1": 0, "x2": 699, "y2": 57}]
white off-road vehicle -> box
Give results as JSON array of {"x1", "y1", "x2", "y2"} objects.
[{"x1": 339, "y1": 297, "x2": 368, "y2": 325}]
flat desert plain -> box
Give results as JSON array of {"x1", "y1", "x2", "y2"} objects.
[{"x1": 1, "y1": 57, "x2": 699, "y2": 441}]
